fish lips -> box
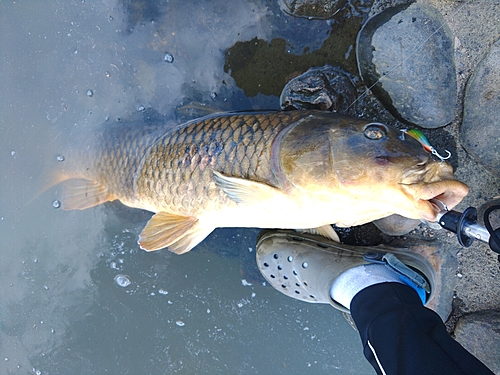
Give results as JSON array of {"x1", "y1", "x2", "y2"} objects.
[{"x1": 401, "y1": 179, "x2": 469, "y2": 222}]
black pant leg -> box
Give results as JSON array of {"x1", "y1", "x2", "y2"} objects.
[{"x1": 350, "y1": 282, "x2": 494, "y2": 375}]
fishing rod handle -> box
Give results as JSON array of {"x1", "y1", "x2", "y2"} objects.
[{"x1": 437, "y1": 208, "x2": 490, "y2": 247}]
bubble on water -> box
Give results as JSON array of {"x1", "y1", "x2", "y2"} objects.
[
  {"x1": 108, "y1": 15, "x2": 114, "y2": 21},
  {"x1": 114, "y1": 274, "x2": 131, "y2": 287},
  {"x1": 164, "y1": 52, "x2": 174, "y2": 63},
  {"x1": 86, "y1": 89, "x2": 94, "y2": 97},
  {"x1": 52, "y1": 200, "x2": 61, "y2": 208},
  {"x1": 10, "y1": 150, "x2": 16, "y2": 156},
  {"x1": 56, "y1": 155, "x2": 64, "y2": 162},
  {"x1": 158, "y1": 289, "x2": 168, "y2": 295},
  {"x1": 175, "y1": 320, "x2": 185, "y2": 327},
  {"x1": 138, "y1": 105, "x2": 145, "y2": 112},
  {"x1": 241, "y1": 279, "x2": 252, "y2": 286}
]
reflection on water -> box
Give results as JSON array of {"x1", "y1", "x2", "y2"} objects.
[{"x1": 0, "y1": 1, "x2": 372, "y2": 373}]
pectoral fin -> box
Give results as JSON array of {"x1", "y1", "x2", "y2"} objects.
[
  {"x1": 62, "y1": 178, "x2": 116, "y2": 210},
  {"x1": 213, "y1": 170, "x2": 280, "y2": 204},
  {"x1": 138, "y1": 211, "x2": 214, "y2": 254},
  {"x1": 299, "y1": 225, "x2": 340, "y2": 243}
]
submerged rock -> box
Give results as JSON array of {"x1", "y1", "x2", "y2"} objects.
[
  {"x1": 279, "y1": 0, "x2": 346, "y2": 19},
  {"x1": 356, "y1": 3, "x2": 456, "y2": 128},
  {"x1": 280, "y1": 65, "x2": 356, "y2": 113},
  {"x1": 461, "y1": 37, "x2": 500, "y2": 177}
]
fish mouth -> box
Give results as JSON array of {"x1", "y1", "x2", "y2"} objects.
[{"x1": 401, "y1": 179, "x2": 469, "y2": 222}]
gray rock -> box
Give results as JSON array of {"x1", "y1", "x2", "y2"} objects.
[
  {"x1": 280, "y1": 65, "x2": 356, "y2": 113},
  {"x1": 373, "y1": 214, "x2": 420, "y2": 236},
  {"x1": 356, "y1": 3, "x2": 457, "y2": 128},
  {"x1": 279, "y1": 0, "x2": 346, "y2": 19},
  {"x1": 454, "y1": 310, "x2": 500, "y2": 374},
  {"x1": 461, "y1": 37, "x2": 500, "y2": 177}
]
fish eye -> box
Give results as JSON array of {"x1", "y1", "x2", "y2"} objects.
[{"x1": 363, "y1": 123, "x2": 388, "y2": 140}]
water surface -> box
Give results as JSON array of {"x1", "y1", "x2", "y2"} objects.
[{"x1": 0, "y1": 1, "x2": 373, "y2": 373}]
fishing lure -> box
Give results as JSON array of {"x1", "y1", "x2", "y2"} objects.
[{"x1": 400, "y1": 129, "x2": 451, "y2": 162}]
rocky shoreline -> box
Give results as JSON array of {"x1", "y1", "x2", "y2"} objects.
[{"x1": 278, "y1": 1, "x2": 500, "y2": 372}]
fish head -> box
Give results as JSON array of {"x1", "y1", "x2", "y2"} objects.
[{"x1": 276, "y1": 112, "x2": 469, "y2": 224}]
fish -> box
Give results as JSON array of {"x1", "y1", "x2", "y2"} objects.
[{"x1": 53, "y1": 111, "x2": 469, "y2": 254}]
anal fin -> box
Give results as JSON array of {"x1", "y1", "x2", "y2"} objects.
[
  {"x1": 298, "y1": 225, "x2": 340, "y2": 243},
  {"x1": 138, "y1": 211, "x2": 214, "y2": 254},
  {"x1": 62, "y1": 178, "x2": 116, "y2": 210}
]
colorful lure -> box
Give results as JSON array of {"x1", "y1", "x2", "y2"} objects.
[{"x1": 401, "y1": 129, "x2": 451, "y2": 162}]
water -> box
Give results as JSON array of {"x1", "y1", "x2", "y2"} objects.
[{"x1": 0, "y1": 1, "x2": 373, "y2": 374}]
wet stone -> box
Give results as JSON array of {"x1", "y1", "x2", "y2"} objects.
[
  {"x1": 373, "y1": 214, "x2": 420, "y2": 236},
  {"x1": 461, "y1": 37, "x2": 500, "y2": 177},
  {"x1": 279, "y1": 0, "x2": 347, "y2": 19},
  {"x1": 356, "y1": 3, "x2": 456, "y2": 128},
  {"x1": 280, "y1": 65, "x2": 356, "y2": 113},
  {"x1": 454, "y1": 310, "x2": 500, "y2": 374}
]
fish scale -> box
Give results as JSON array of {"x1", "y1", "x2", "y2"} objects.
[{"x1": 135, "y1": 112, "x2": 301, "y2": 214}]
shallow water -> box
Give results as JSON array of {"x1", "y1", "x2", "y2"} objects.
[{"x1": 0, "y1": 1, "x2": 374, "y2": 374}]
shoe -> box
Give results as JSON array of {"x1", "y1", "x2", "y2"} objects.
[{"x1": 256, "y1": 229, "x2": 436, "y2": 313}]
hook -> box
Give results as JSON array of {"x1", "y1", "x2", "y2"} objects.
[
  {"x1": 430, "y1": 147, "x2": 451, "y2": 162},
  {"x1": 402, "y1": 128, "x2": 452, "y2": 162}
]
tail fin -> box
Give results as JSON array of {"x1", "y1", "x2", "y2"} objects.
[{"x1": 27, "y1": 155, "x2": 73, "y2": 206}]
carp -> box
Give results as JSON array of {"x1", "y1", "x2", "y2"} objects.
[{"x1": 54, "y1": 111, "x2": 468, "y2": 254}]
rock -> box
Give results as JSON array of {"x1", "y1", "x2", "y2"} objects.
[
  {"x1": 454, "y1": 310, "x2": 500, "y2": 374},
  {"x1": 461, "y1": 37, "x2": 500, "y2": 177},
  {"x1": 356, "y1": 3, "x2": 457, "y2": 128},
  {"x1": 373, "y1": 214, "x2": 420, "y2": 236},
  {"x1": 280, "y1": 65, "x2": 356, "y2": 112},
  {"x1": 279, "y1": 0, "x2": 346, "y2": 19}
]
